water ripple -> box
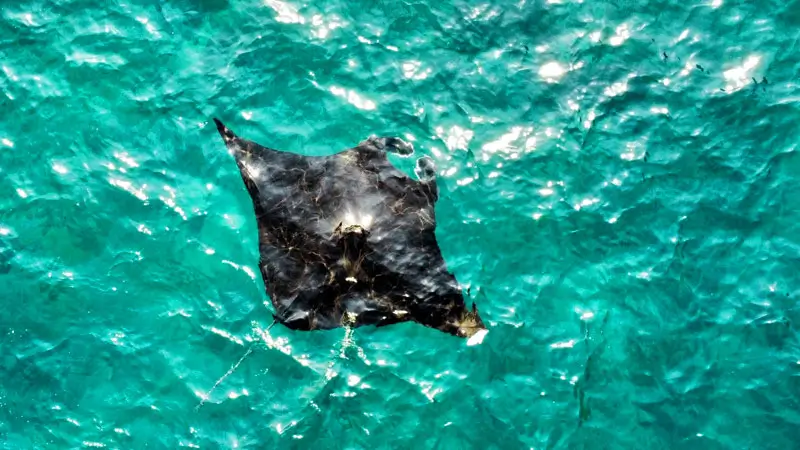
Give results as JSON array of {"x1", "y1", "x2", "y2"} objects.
[{"x1": 2, "y1": 0, "x2": 800, "y2": 447}]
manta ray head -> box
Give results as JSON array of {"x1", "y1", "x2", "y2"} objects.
[
  {"x1": 333, "y1": 222, "x2": 371, "y2": 282},
  {"x1": 334, "y1": 222, "x2": 370, "y2": 254}
]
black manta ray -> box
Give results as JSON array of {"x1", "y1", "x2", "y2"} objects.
[{"x1": 213, "y1": 118, "x2": 487, "y2": 340}]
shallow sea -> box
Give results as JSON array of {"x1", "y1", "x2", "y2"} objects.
[{"x1": 2, "y1": 0, "x2": 800, "y2": 448}]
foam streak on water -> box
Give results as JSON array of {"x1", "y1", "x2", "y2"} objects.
[{"x1": 1, "y1": 0, "x2": 799, "y2": 448}]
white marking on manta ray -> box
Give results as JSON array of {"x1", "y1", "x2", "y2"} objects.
[
  {"x1": 240, "y1": 159, "x2": 262, "y2": 179},
  {"x1": 346, "y1": 211, "x2": 368, "y2": 228},
  {"x1": 336, "y1": 207, "x2": 375, "y2": 232}
]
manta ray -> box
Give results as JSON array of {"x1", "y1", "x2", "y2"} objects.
[{"x1": 213, "y1": 118, "x2": 486, "y2": 340}]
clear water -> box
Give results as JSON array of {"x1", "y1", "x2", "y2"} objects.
[{"x1": 2, "y1": 0, "x2": 800, "y2": 448}]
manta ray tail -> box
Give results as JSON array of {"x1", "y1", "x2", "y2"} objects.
[{"x1": 213, "y1": 117, "x2": 236, "y2": 143}]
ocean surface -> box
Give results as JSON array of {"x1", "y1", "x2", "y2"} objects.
[{"x1": 2, "y1": 0, "x2": 800, "y2": 448}]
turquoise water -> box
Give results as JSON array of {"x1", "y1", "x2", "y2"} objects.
[{"x1": 2, "y1": 0, "x2": 800, "y2": 447}]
